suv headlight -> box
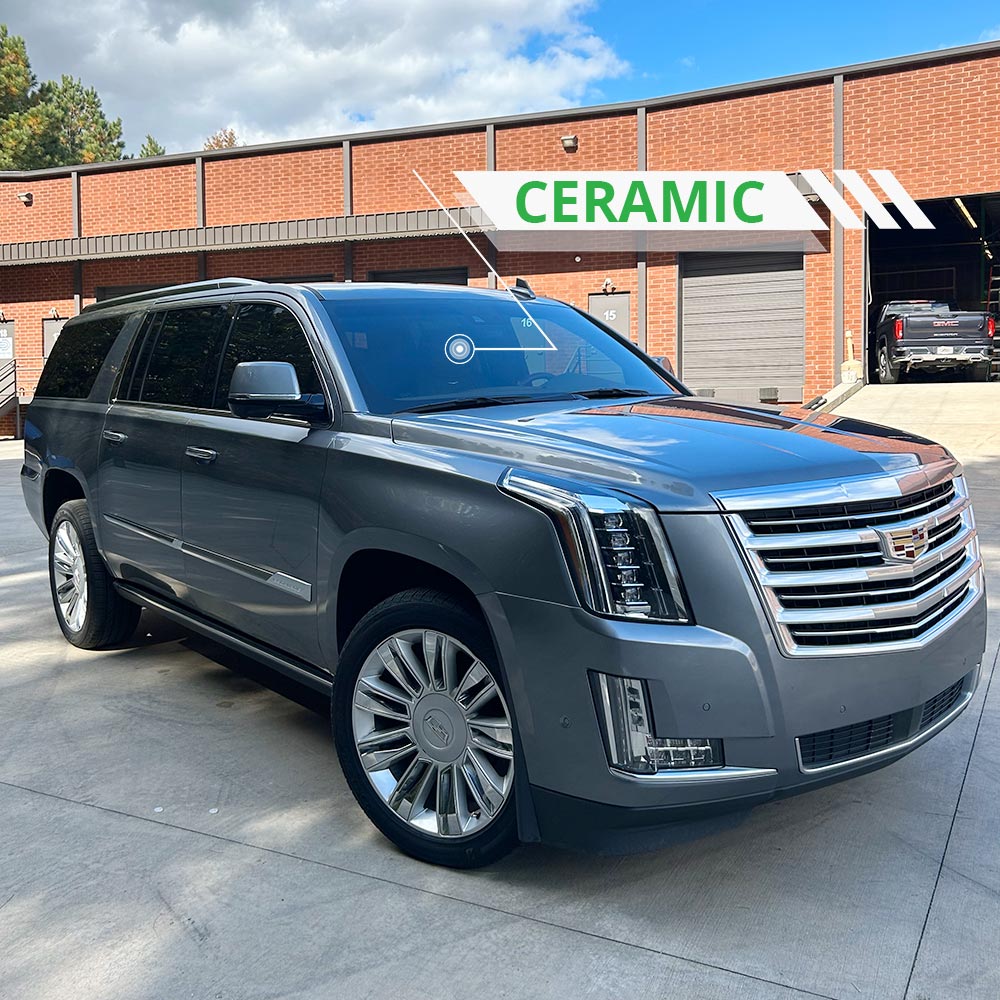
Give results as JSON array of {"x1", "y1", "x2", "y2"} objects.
[{"x1": 499, "y1": 469, "x2": 691, "y2": 623}]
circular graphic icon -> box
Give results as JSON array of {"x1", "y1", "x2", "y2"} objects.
[{"x1": 444, "y1": 334, "x2": 475, "y2": 365}]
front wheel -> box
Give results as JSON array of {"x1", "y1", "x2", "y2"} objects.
[
  {"x1": 333, "y1": 589, "x2": 518, "y2": 868},
  {"x1": 48, "y1": 500, "x2": 140, "y2": 649}
]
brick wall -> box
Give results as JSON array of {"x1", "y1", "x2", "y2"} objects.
[
  {"x1": 646, "y1": 252, "x2": 678, "y2": 362},
  {"x1": 496, "y1": 251, "x2": 639, "y2": 341},
  {"x1": 496, "y1": 114, "x2": 637, "y2": 170},
  {"x1": 205, "y1": 148, "x2": 344, "y2": 225},
  {"x1": 353, "y1": 234, "x2": 491, "y2": 282},
  {"x1": 647, "y1": 84, "x2": 833, "y2": 170},
  {"x1": 0, "y1": 262, "x2": 76, "y2": 433},
  {"x1": 845, "y1": 54, "x2": 1000, "y2": 199},
  {"x1": 80, "y1": 164, "x2": 197, "y2": 235},
  {"x1": 352, "y1": 132, "x2": 485, "y2": 214},
  {"x1": 0, "y1": 177, "x2": 74, "y2": 242},
  {"x1": 205, "y1": 244, "x2": 345, "y2": 280}
]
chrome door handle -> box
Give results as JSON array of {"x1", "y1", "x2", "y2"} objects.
[
  {"x1": 185, "y1": 446, "x2": 218, "y2": 463},
  {"x1": 102, "y1": 430, "x2": 127, "y2": 444}
]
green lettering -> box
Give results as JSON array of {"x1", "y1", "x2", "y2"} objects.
[
  {"x1": 553, "y1": 180, "x2": 578, "y2": 222},
  {"x1": 734, "y1": 180, "x2": 764, "y2": 223},
  {"x1": 715, "y1": 180, "x2": 726, "y2": 222},
  {"x1": 662, "y1": 180, "x2": 707, "y2": 222},
  {"x1": 585, "y1": 180, "x2": 618, "y2": 222},
  {"x1": 516, "y1": 180, "x2": 547, "y2": 223},
  {"x1": 620, "y1": 181, "x2": 657, "y2": 223}
]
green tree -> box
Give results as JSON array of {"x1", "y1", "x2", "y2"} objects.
[
  {"x1": 0, "y1": 25, "x2": 125, "y2": 168},
  {"x1": 138, "y1": 133, "x2": 166, "y2": 157},
  {"x1": 204, "y1": 127, "x2": 240, "y2": 150}
]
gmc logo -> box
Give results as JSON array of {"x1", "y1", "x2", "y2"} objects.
[{"x1": 932, "y1": 320, "x2": 959, "y2": 327}]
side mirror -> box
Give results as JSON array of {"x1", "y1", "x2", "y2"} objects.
[
  {"x1": 228, "y1": 361, "x2": 325, "y2": 421},
  {"x1": 650, "y1": 355, "x2": 675, "y2": 376}
]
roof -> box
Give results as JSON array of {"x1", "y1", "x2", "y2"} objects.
[{"x1": 3, "y1": 39, "x2": 999, "y2": 181}]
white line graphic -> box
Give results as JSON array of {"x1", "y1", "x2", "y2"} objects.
[
  {"x1": 835, "y1": 170, "x2": 899, "y2": 229},
  {"x1": 798, "y1": 170, "x2": 863, "y2": 229},
  {"x1": 412, "y1": 169, "x2": 556, "y2": 361},
  {"x1": 868, "y1": 171, "x2": 935, "y2": 229}
]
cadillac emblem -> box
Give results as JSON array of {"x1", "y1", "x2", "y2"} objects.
[{"x1": 879, "y1": 522, "x2": 930, "y2": 562}]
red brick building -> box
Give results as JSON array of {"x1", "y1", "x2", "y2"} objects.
[{"x1": 2, "y1": 39, "x2": 999, "y2": 434}]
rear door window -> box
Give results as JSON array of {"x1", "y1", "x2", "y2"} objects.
[
  {"x1": 211, "y1": 302, "x2": 323, "y2": 410},
  {"x1": 129, "y1": 305, "x2": 228, "y2": 408},
  {"x1": 34, "y1": 313, "x2": 133, "y2": 399}
]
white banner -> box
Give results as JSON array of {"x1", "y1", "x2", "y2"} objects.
[{"x1": 456, "y1": 171, "x2": 825, "y2": 232}]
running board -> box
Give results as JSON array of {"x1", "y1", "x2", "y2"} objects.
[{"x1": 115, "y1": 582, "x2": 333, "y2": 694}]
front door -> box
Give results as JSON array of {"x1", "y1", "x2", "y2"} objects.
[
  {"x1": 98, "y1": 305, "x2": 230, "y2": 598},
  {"x1": 180, "y1": 300, "x2": 334, "y2": 667}
]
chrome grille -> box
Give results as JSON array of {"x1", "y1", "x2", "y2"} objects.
[{"x1": 715, "y1": 467, "x2": 983, "y2": 655}]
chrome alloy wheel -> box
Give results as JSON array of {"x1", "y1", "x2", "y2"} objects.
[
  {"x1": 351, "y1": 629, "x2": 515, "y2": 839},
  {"x1": 52, "y1": 521, "x2": 88, "y2": 632}
]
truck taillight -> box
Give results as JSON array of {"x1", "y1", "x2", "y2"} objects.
[
  {"x1": 989, "y1": 316, "x2": 996, "y2": 338},
  {"x1": 894, "y1": 319, "x2": 904, "y2": 340}
]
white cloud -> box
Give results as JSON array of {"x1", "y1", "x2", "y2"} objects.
[
  {"x1": 981, "y1": 25, "x2": 1000, "y2": 40},
  {"x1": 678, "y1": 56, "x2": 696, "y2": 69},
  {"x1": 8, "y1": 0, "x2": 627, "y2": 154}
]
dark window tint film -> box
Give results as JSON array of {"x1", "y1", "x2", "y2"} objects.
[
  {"x1": 212, "y1": 303, "x2": 322, "y2": 409},
  {"x1": 139, "y1": 306, "x2": 227, "y2": 408},
  {"x1": 34, "y1": 313, "x2": 133, "y2": 399}
]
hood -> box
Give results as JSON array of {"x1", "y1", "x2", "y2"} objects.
[{"x1": 390, "y1": 395, "x2": 953, "y2": 512}]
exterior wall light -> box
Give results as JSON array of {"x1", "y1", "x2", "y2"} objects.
[
  {"x1": 560, "y1": 135, "x2": 579, "y2": 152},
  {"x1": 17, "y1": 192, "x2": 33, "y2": 206}
]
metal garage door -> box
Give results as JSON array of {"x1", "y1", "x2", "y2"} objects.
[{"x1": 680, "y1": 252, "x2": 805, "y2": 403}]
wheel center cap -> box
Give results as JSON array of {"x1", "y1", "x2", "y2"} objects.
[{"x1": 412, "y1": 694, "x2": 467, "y2": 763}]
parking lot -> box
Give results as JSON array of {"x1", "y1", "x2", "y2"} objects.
[{"x1": 1, "y1": 381, "x2": 998, "y2": 1000}]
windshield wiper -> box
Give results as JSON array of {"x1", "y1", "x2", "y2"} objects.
[
  {"x1": 398, "y1": 393, "x2": 578, "y2": 414},
  {"x1": 571, "y1": 387, "x2": 660, "y2": 400}
]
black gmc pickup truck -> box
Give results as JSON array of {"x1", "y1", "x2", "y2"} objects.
[{"x1": 875, "y1": 300, "x2": 995, "y2": 383}]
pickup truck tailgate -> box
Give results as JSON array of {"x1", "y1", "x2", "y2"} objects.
[{"x1": 904, "y1": 312, "x2": 991, "y2": 352}]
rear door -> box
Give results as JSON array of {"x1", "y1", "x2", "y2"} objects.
[
  {"x1": 98, "y1": 303, "x2": 229, "y2": 598},
  {"x1": 179, "y1": 299, "x2": 335, "y2": 666}
]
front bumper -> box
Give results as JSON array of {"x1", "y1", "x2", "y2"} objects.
[{"x1": 484, "y1": 511, "x2": 986, "y2": 850}]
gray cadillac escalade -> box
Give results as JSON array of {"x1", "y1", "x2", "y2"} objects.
[{"x1": 21, "y1": 278, "x2": 986, "y2": 867}]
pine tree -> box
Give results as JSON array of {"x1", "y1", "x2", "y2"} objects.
[{"x1": 138, "y1": 134, "x2": 166, "y2": 157}]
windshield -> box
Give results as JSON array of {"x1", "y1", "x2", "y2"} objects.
[{"x1": 321, "y1": 289, "x2": 678, "y2": 415}]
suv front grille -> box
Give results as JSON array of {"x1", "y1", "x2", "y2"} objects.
[
  {"x1": 716, "y1": 471, "x2": 982, "y2": 655},
  {"x1": 797, "y1": 674, "x2": 971, "y2": 770}
]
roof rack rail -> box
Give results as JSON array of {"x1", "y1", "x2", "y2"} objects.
[
  {"x1": 510, "y1": 277, "x2": 537, "y2": 300},
  {"x1": 81, "y1": 278, "x2": 265, "y2": 313}
]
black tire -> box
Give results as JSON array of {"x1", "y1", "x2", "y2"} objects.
[
  {"x1": 970, "y1": 361, "x2": 991, "y2": 382},
  {"x1": 48, "y1": 499, "x2": 140, "y2": 649},
  {"x1": 877, "y1": 344, "x2": 900, "y2": 384},
  {"x1": 332, "y1": 588, "x2": 519, "y2": 868}
]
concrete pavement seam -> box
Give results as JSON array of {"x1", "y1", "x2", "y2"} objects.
[
  {"x1": 901, "y1": 637, "x2": 1000, "y2": 1000},
  {"x1": 0, "y1": 776, "x2": 841, "y2": 1000}
]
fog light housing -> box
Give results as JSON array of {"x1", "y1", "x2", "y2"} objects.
[{"x1": 593, "y1": 672, "x2": 723, "y2": 774}]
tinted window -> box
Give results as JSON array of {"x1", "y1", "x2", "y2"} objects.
[
  {"x1": 34, "y1": 313, "x2": 132, "y2": 399},
  {"x1": 321, "y1": 291, "x2": 675, "y2": 415},
  {"x1": 138, "y1": 306, "x2": 227, "y2": 408},
  {"x1": 212, "y1": 303, "x2": 322, "y2": 409}
]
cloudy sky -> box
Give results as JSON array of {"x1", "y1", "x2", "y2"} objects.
[{"x1": 3, "y1": 1, "x2": 998, "y2": 156}]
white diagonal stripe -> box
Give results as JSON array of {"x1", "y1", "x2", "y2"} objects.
[
  {"x1": 835, "y1": 170, "x2": 899, "y2": 229},
  {"x1": 798, "y1": 170, "x2": 863, "y2": 229},
  {"x1": 868, "y1": 170, "x2": 935, "y2": 229}
]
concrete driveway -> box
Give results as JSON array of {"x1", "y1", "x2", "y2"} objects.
[{"x1": 1, "y1": 382, "x2": 998, "y2": 1000}]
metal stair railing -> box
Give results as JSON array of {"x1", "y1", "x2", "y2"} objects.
[{"x1": 0, "y1": 360, "x2": 20, "y2": 437}]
